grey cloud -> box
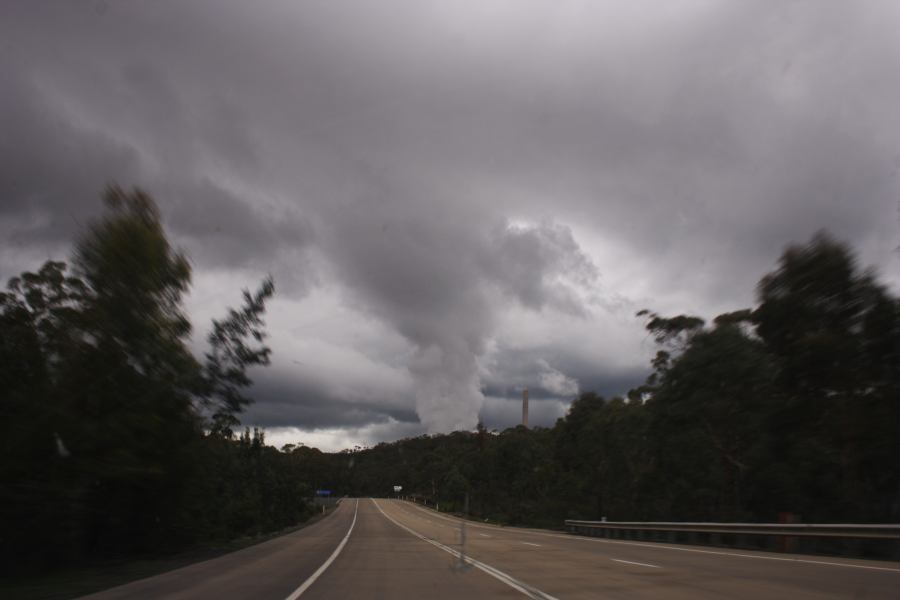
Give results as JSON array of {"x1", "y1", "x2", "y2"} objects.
[
  {"x1": 241, "y1": 373, "x2": 418, "y2": 430},
  {"x1": 487, "y1": 221, "x2": 599, "y2": 316},
  {"x1": 0, "y1": 64, "x2": 141, "y2": 248},
  {"x1": 3, "y1": 1, "x2": 899, "y2": 446},
  {"x1": 162, "y1": 177, "x2": 315, "y2": 273},
  {"x1": 537, "y1": 360, "x2": 580, "y2": 397},
  {"x1": 318, "y1": 197, "x2": 599, "y2": 431},
  {"x1": 479, "y1": 396, "x2": 569, "y2": 431},
  {"x1": 480, "y1": 343, "x2": 648, "y2": 402},
  {"x1": 1, "y1": 16, "x2": 317, "y2": 292}
]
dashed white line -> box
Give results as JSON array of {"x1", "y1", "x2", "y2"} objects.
[
  {"x1": 479, "y1": 533, "x2": 493, "y2": 538},
  {"x1": 613, "y1": 558, "x2": 660, "y2": 569},
  {"x1": 522, "y1": 542, "x2": 542, "y2": 547},
  {"x1": 373, "y1": 499, "x2": 559, "y2": 600},
  {"x1": 284, "y1": 499, "x2": 358, "y2": 600}
]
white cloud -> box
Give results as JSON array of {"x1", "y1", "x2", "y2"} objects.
[
  {"x1": 262, "y1": 419, "x2": 425, "y2": 453},
  {"x1": 536, "y1": 359, "x2": 579, "y2": 397}
]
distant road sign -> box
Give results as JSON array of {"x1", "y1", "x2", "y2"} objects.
[
  {"x1": 393, "y1": 485, "x2": 402, "y2": 492},
  {"x1": 316, "y1": 490, "x2": 331, "y2": 497}
]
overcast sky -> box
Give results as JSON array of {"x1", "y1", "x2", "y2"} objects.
[{"x1": 3, "y1": 1, "x2": 899, "y2": 451}]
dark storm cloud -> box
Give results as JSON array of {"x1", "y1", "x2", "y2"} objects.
[
  {"x1": 161, "y1": 177, "x2": 314, "y2": 272},
  {"x1": 479, "y1": 396, "x2": 569, "y2": 431},
  {"x1": 242, "y1": 374, "x2": 418, "y2": 430},
  {"x1": 3, "y1": 1, "x2": 899, "y2": 447},
  {"x1": 479, "y1": 340, "x2": 650, "y2": 407},
  {"x1": 0, "y1": 64, "x2": 141, "y2": 246},
  {"x1": 1, "y1": 5, "x2": 318, "y2": 291}
]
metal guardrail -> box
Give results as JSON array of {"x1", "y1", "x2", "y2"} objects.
[
  {"x1": 565, "y1": 520, "x2": 900, "y2": 559},
  {"x1": 564, "y1": 521, "x2": 900, "y2": 539}
]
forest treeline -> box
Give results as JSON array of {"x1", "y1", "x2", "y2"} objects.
[
  {"x1": 0, "y1": 187, "x2": 314, "y2": 573},
  {"x1": 322, "y1": 231, "x2": 900, "y2": 528}
]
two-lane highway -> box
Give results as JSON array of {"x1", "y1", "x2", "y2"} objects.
[
  {"x1": 80, "y1": 498, "x2": 900, "y2": 599},
  {"x1": 297, "y1": 500, "x2": 518, "y2": 599},
  {"x1": 80, "y1": 499, "x2": 525, "y2": 600}
]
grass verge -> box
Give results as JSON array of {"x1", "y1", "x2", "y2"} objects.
[{"x1": 0, "y1": 505, "x2": 338, "y2": 600}]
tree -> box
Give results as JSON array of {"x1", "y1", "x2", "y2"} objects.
[
  {"x1": 203, "y1": 276, "x2": 275, "y2": 437},
  {"x1": 0, "y1": 185, "x2": 303, "y2": 573},
  {"x1": 649, "y1": 322, "x2": 776, "y2": 519},
  {"x1": 0, "y1": 261, "x2": 90, "y2": 566},
  {"x1": 64, "y1": 185, "x2": 202, "y2": 554},
  {"x1": 553, "y1": 392, "x2": 611, "y2": 520},
  {"x1": 637, "y1": 309, "x2": 705, "y2": 351},
  {"x1": 75, "y1": 185, "x2": 197, "y2": 387},
  {"x1": 753, "y1": 231, "x2": 900, "y2": 520}
]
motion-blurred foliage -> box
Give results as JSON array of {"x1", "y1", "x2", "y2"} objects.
[{"x1": 0, "y1": 186, "x2": 310, "y2": 573}]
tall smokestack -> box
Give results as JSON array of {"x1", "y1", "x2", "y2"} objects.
[{"x1": 522, "y1": 388, "x2": 529, "y2": 428}]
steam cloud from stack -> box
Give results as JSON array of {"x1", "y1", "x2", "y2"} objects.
[{"x1": 322, "y1": 204, "x2": 598, "y2": 433}]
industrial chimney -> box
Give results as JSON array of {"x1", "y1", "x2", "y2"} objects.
[{"x1": 522, "y1": 388, "x2": 529, "y2": 428}]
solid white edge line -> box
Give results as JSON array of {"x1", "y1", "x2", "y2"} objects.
[
  {"x1": 612, "y1": 558, "x2": 661, "y2": 568},
  {"x1": 372, "y1": 499, "x2": 560, "y2": 600},
  {"x1": 400, "y1": 501, "x2": 900, "y2": 574},
  {"x1": 284, "y1": 498, "x2": 359, "y2": 600}
]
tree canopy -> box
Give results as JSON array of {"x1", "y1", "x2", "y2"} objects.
[{"x1": 0, "y1": 187, "x2": 303, "y2": 573}]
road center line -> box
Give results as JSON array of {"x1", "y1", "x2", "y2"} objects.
[
  {"x1": 479, "y1": 533, "x2": 492, "y2": 538},
  {"x1": 613, "y1": 558, "x2": 661, "y2": 568},
  {"x1": 373, "y1": 499, "x2": 559, "y2": 600},
  {"x1": 522, "y1": 542, "x2": 541, "y2": 547},
  {"x1": 284, "y1": 499, "x2": 358, "y2": 600}
]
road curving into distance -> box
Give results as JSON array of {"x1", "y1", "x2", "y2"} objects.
[{"x1": 80, "y1": 498, "x2": 900, "y2": 599}]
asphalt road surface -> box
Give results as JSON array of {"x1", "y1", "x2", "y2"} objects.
[{"x1": 81, "y1": 498, "x2": 900, "y2": 599}]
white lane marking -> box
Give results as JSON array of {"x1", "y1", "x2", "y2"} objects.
[
  {"x1": 400, "y1": 501, "x2": 900, "y2": 574},
  {"x1": 522, "y1": 542, "x2": 541, "y2": 547},
  {"x1": 595, "y1": 543, "x2": 900, "y2": 573},
  {"x1": 613, "y1": 559, "x2": 660, "y2": 569},
  {"x1": 479, "y1": 533, "x2": 493, "y2": 538},
  {"x1": 284, "y1": 499, "x2": 359, "y2": 600},
  {"x1": 373, "y1": 499, "x2": 559, "y2": 600}
]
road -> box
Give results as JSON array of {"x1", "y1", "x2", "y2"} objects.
[{"x1": 81, "y1": 498, "x2": 900, "y2": 599}]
